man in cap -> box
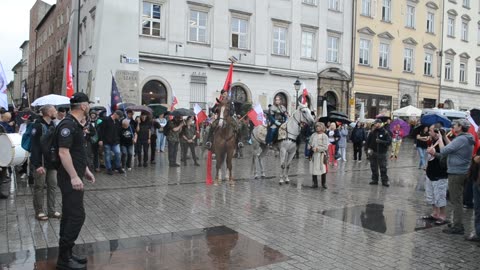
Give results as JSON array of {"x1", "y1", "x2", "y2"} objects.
[
  {"x1": 427, "y1": 119, "x2": 475, "y2": 235},
  {"x1": 98, "y1": 110, "x2": 125, "y2": 175},
  {"x1": 365, "y1": 119, "x2": 392, "y2": 187},
  {"x1": 56, "y1": 92, "x2": 95, "y2": 269}
]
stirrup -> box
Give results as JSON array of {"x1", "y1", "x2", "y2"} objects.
[{"x1": 205, "y1": 142, "x2": 212, "y2": 149}]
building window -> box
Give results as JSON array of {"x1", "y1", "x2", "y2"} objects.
[
  {"x1": 302, "y1": 0, "x2": 318, "y2": 5},
  {"x1": 382, "y1": 0, "x2": 391, "y2": 22},
  {"x1": 403, "y1": 48, "x2": 413, "y2": 72},
  {"x1": 361, "y1": 0, "x2": 371, "y2": 16},
  {"x1": 476, "y1": 63, "x2": 480, "y2": 86},
  {"x1": 463, "y1": 0, "x2": 470, "y2": 7},
  {"x1": 462, "y1": 21, "x2": 469, "y2": 41},
  {"x1": 359, "y1": 39, "x2": 370, "y2": 65},
  {"x1": 406, "y1": 5, "x2": 415, "y2": 28},
  {"x1": 327, "y1": 35, "x2": 339, "y2": 62},
  {"x1": 190, "y1": 74, "x2": 207, "y2": 109},
  {"x1": 460, "y1": 63, "x2": 467, "y2": 82},
  {"x1": 445, "y1": 60, "x2": 452, "y2": 80},
  {"x1": 424, "y1": 53, "x2": 433, "y2": 75},
  {"x1": 378, "y1": 43, "x2": 389, "y2": 68},
  {"x1": 301, "y1": 31, "x2": 314, "y2": 59},
  {"x1": 329, "y1": 0, "x2": 339, "y2": 10},
  {"x1": 231, "y1": 17, "x2": 248, "y2": 49},
  {"x1": 448, "y1": 17, "x2": 455, "y2": 37},
  {"x1": 189, "y1": 10, "x2": 208, "y2": 43},
  {"x1": 427, "y1": 12, "x2": 434, "y2": 33},
  {"x1": 142, "y1": 2, "x2": 161, "y2": 37},
  {"x1": 273, "y1": 26, "x2": 287, "y2": 56},
  {"x1": 478, "y1": 24, "x2": 480, "y2": 44}
]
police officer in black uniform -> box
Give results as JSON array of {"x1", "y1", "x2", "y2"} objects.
[{"x1": 56, "y1": 93, "x2": 95, "y2": 270}]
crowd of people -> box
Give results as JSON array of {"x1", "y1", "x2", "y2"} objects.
[{"x1": 2, "y1": 96, "x2": 480, "y2": 268}]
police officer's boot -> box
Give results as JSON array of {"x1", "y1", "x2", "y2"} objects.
[{"x1": 56, "y1": 249, "x2": 86, "y2": 270}]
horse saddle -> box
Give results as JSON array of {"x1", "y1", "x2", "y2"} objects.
[
  {"x1": 254, "y1": 124, "x2": 287, "y2": 144},
  {"x1": 277, "y1": 123, "x2": 287, "y2": 141}
]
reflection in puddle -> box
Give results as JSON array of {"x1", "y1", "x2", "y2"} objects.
[
  {"x1": 321, "y1": 204, "x2": 438, "y2": 236},
  {"x1": 0, "y1": 226, "x2": 288, "y2": 270}
]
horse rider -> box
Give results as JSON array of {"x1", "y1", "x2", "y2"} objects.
[
  {"x1": 266, "y1": 96, "x2": 288, "y2": 147},
  {"x1": 205, "y1": 90, "x2": 241, "y2": 149}
]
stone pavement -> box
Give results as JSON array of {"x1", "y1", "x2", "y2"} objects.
[{"x1": 1, "y1": 139, "x2": 479, "y2": 269}]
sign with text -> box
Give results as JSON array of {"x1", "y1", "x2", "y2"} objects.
[{"x1": 115, "y1": 70, "x2": 139, "y2": 104}]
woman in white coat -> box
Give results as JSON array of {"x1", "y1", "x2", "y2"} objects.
[{"x1": 309, "y1": 122, "x2": 329, "y2": 189}]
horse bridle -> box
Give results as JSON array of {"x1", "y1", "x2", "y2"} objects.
[{"x1": 283, "y1": 108, "x2": 308, "y2": 141}]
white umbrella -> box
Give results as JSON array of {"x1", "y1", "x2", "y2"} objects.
[
  {"x1": 392, "y1": 105, "x2": 422, "y2": 117},
  {"x1": 31, "y1": 94, "x2": 70, "y2": 106}
]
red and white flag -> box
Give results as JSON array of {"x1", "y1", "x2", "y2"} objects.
[
  {"x1": 222, "y1": 62, "x2": 233, "y2": 93},
  {"x1": 247, "y1": 103, "x2": 266, "y2": 127},
  {"x1": 193, "y1": 103, "x2": 208, "y2": 132},
  {"x1": 467, "y1": 115, "x2": 480, "y2": 156},
  {"x1": 170, "y1": 91, "x2": 178, "y2": 111},
  {"x1": 301, "y1": 83, "x2": 308, "y2": 105},
  {"x1": 0, "y1": 61, "x2": 8, "y2": 110},
  {"x1": 65, "y1": 45, "x2": 74, "y2": 98}
]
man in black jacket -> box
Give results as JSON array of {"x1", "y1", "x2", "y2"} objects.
[
  {"x1": 365, "y1": 119, "x2": 392, "y2": 187},
  {"x1": 351, "y1": 122, "x2": 367, "y2": 161},
  {"x1": 30, "y1": 105, "x2": 61, "y2": 221},
  {"x1": 0, "y1": 120, "x2": 8, "y2": 199},
  {"x1": 98, "y1": 110, "x2": 124, "y2": 175}
]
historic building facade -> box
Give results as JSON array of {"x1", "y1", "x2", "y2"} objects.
[
  {"x1": 350, "y1": 0, "x2": 443, "y2": 119},
  {"x1": 439, "y1": 0, "x2": 480, "y2": 110},
  {"x1": 27, "y1": 0, "x2": 71, "y2": 101},
  {"x1": 77, "y1": 0, "x2": 352, "y2": 115},
  {"x1": 11, "y1": 41, "x2": 29, "y2": 106}
]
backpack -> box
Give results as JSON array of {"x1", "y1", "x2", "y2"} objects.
[
  {"x1": 21, "y1": 123, "x2": 34, "y2": 151},
  {"x1": 39, "y1": 122, "x2": 61, "y2": 169},
  {"x1": 163, "y1": 121, "x2": 171, "y2": 137}
]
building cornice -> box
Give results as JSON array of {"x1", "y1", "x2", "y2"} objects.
[
  {"x1": 426, "y1": 1, "x2": 439, "y2": 9},
  {"x1": 447, "y1": 9, "x2": 458, "y2": 16},
  {"x1": 423, "y1": 42, "x2": 437, "y2": 50},
  {"x1": 403, "y1": 37, "x2": 418, "y2": 46},
  {"x1": 357, "y1": 27, "x2": 376, "y2": 36},
  {"x1": 459, "y1": 52, "x2": 470, "y2": 59},
  {"x1": 377, "y1": 31, "x2": 395, "y2": 40}
]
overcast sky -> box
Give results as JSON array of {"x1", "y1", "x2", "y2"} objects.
[{"x1": 0, "y1": 0, "x2": 56, "y2": 82}]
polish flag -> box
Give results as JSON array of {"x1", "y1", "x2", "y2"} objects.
[
  {"x1": 170, "y1": 92, "x2": 178, "y2": 111},
  {"x1": 247, "y1": 103, "x2": 266, "y2": 127},
  {"x1": 222, "y1": 62, "x2": 233, "y2": 93},
  {"x1": 65, "y1": 45, "x2": 74, "y2": 98},
  {"x1": 467, "y1": 115, "x2": 480, "y2": 156},
  {"x1": 194, "y1": 103, "x2": 208, "y2": 132},
  {"x1": 301, "y1": 83, "x2": 308, "y2": 105}
]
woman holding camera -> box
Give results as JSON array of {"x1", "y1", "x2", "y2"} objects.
[{"x1": 309, "y1": 122, "x2": 329, "y2": 189}]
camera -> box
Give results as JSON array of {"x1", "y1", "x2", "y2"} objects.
[{"x1": 434, "y1": 128, "x2": 440, "y2": 133}]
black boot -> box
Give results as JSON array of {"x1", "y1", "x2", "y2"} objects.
[
  {"x1": 321, "y1": 174, "x2": 327, "y2": 189},
  {"x1": 57, "y1": 249, "x2": 86, "y2": 270},
  {"x1": 311, "y1": 175, "x2": 319, "y2": 189}
]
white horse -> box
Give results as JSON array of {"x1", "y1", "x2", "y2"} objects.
[{"x1": 250, "y1": 104, "x2": 315, "y2": 184}]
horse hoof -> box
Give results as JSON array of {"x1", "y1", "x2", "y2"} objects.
[
  {"x1": 254, "y1": 176, "x2": 259, "y2": 180},
  {"x1": 285, "y1": 181, "x2": 290, "y2": 185},
  {"x1": 279, "y1": 182, "x2": 283, "y2": 185},
  {"x1": 261, "y1": 175, "x2": 266, "y2": 179}
]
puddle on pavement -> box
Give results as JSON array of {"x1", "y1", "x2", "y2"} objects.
[
  {"x1": 0, "y1": 226, "x2": 288, "y2": 270},
  {"x1": 321, "y1": 203, "x2": 439, "y2": 236}
]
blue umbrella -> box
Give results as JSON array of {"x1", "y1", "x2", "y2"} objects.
[{"x1": 420, "y1": 114, "x2": 451, "y2": 128}]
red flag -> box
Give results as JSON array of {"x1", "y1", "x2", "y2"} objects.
[
  {"x1": 222, "y1": 63, "x2": 233, "y2": 92},
  {"x1": 170, "y1": 92, "x2": 178, "y2": 111},
  {"x1": 66, "y1": 45, "x2": 74, "y2": 98},
  {"x1": 467, "y1": 115, "x2": 480, "y2": 156}
]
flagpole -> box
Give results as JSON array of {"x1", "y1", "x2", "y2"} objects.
[{"x1": 76, "y1": 0, "x2": 80, "y2": 93}]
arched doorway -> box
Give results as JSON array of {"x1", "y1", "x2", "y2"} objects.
[
  {"x1": 274, "y1": 92, "x2": 288, "y2": 107},
  {"x1": 230, "y1": 85, "x2": 250, "y2": 115},
  {"x1": 444, "y1": 99, "x2": 454, "y2": 109},
  {"x1": 325, "y1": 91, "x2": 337, "y2": 113},
  {"x1": 142, "y1": 80, "x2": 168, "y2": 105},
  {"x1": 400, "y1": 94, "x2": 411, "y2": 108}
]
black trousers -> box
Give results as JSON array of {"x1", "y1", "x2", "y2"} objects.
[
  {"x1": 353, "y1": 142, "x2": 363, "y2": 160},
  {"x1": 150, "y1": 135, "x2": 157, "y2": 161},
  {"x1": 168, "y1": 141, "x2": 179, "y2": 165},
  {"x1": 369, "y1": 152, "x2": 389, "y2": 183},
  {"x1": 181, "y1": 143, "x2": 197, "y2": 163},
  {"x1": 136, "y1": 141, "x2": 149, "y2": 165},
  {"x1": 59, "y1": 189, "x2": 85, "y2": 260}
]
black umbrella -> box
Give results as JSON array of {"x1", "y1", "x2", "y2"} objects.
[
  {"x1": 171, "y1": 108, "x2": 195, "y2": 117},
  {"x1": 118, "y1": 103, "x2": 136, "y2": 110},
  {"x1": 148, "y1": 104, "x2": 168, "y2": 117},
  {"x1": 376, "y1": 114, "x2": 391, "y2": 123},
  {"x1": 330, "y1": 115, "x2": 352, "y2": 124},
  {"x1": 126, "y1": 105, "x2": 153, "y2": 115},
  {"x1": 329, "y1": 111, "x2": 348, "y2": 118}
]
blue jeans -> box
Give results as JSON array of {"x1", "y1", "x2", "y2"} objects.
[
  {"x1": 121, "y1": 145, "x2": 134, "y2": 169},
  {"x1": 417, "y1": 147, "x2": 426, "y2": 168},
  {"x1": 156, "y1": 132, "x2": 166, "y2": 151},
  {"x1": 473, "y1": 182, "x2": 480, "y2": 235},
  {"x1": 104, "y1": 144, "x2": 121, "y2": 170}
]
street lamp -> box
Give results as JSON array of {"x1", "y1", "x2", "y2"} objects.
[{"x1": 294, "y1": 79, "x2": 301, "y2": 109}]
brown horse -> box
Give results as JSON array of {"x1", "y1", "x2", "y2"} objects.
[{"x1": 211, "y1": 99, "x2": 237, "y2": 186}]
